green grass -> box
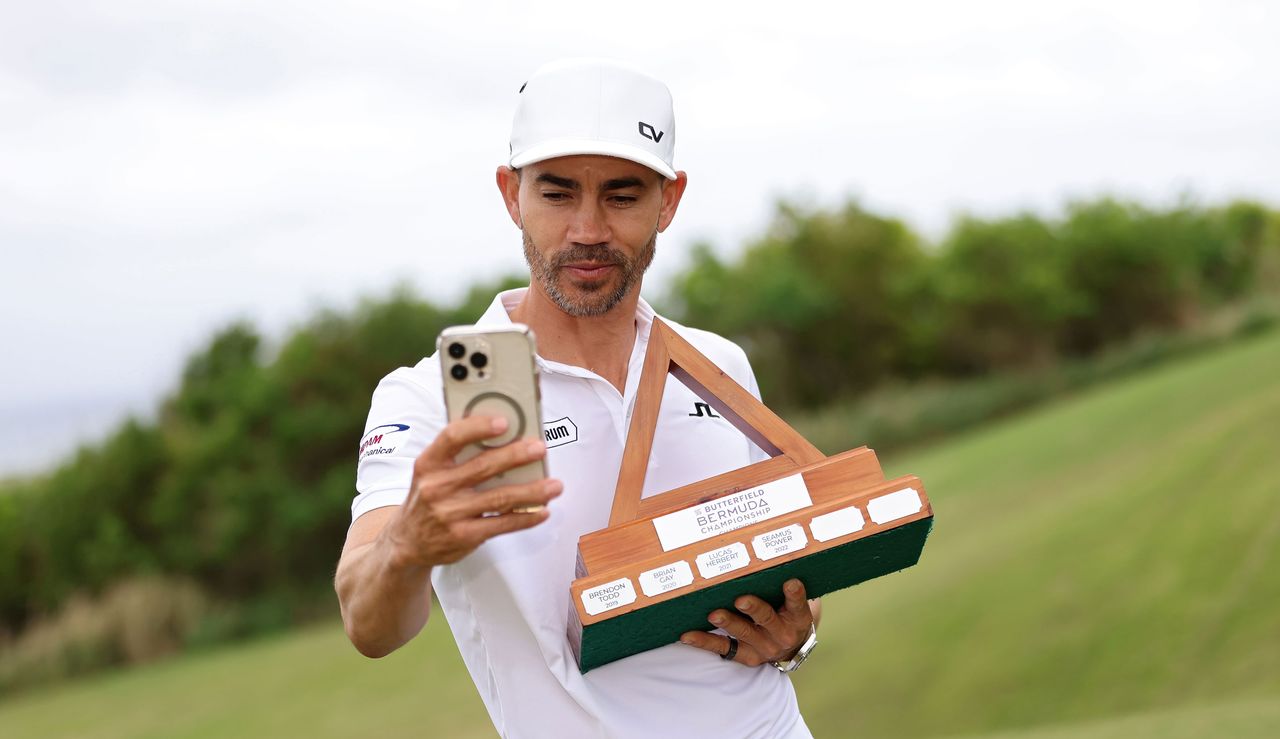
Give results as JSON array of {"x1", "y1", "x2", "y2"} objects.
[
  {"x1": 0, "y1": 614, "x2": 491, "y2": 739},
  {"x1": 794, "y1": 329, "x2": 1280, "y2": 736},
  {"x1": 967, "y1": 695, "x2": 1280, "y2": 739},
  {"x1": 3, "y1": 332, "x2": 1279, "y2": 738}
]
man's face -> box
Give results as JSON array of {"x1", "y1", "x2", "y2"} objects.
[{"x1": 500, "y1": 155, "x2": 685, "y2": 317}]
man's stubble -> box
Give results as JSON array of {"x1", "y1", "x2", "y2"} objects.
[{"x1": 522, "y1": 230, "x2": 657, "y2": 317}]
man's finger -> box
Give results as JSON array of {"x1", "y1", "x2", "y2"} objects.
[
  {"x1": 448, "y1": 478, "x2": 563, "y2": 518},
  {"x1": 453, "y1": 507, "x2": 551, "y2": 541},
  {"x1": 678, "y1": 630, "x2": 742, "y2": 661},
  {"x1": 708, "y1": 609, "x2": 761, "y2": 643},
  {"x1": 417, "y1": 415, "x2": 510, "y2": 470},
  {"x1": 733, "y1": 595, "x2": 778, "y2": 630},
  {"x1": 781, "y1": 579, "x2": 809, "y2": 618},
  {"x1": 450, "y1": 437, "x2": 546, "y2": 489}
]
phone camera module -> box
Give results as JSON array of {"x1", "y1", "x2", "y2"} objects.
[
  {"x1": 450, "y1": 364, "x2": 468, "y2": 381},
  {"x1": 447, "y1": 342, "x2": 466, "y2": 359},
  {"x1": 469, "y1": 352, "x2": 488, "y2": 369}
]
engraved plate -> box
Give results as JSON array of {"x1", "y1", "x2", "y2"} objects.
[
  {"x1": 809, "y1": 506, "x2": 865, "y2": 542},
  {"x1": 652, "y1": 474, "x2": 814, "y2": 552},
  {"x1": 695, "y1": 542, "x2": 751, "y2": 579},
  {"x1": 638, "y1": 561, "x2": 695, "y2": 597},
  {"x1": 751, "y1": 524, "x2": 808, "y2": 561},
  {"x1": 867, "y1": 488, "x2": 923, "y2": 525},
  {"x1": 580, "y1": 577, "x2": 637, "y2": 617}
]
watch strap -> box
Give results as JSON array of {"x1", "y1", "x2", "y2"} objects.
[{"x1": 773, "y1": 624, "x2": 817, "y2": 673}]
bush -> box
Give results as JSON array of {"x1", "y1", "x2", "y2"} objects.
[
  {"x1": 667, "y1": 202, "x2": 932, "y2": 408},
  {"x1": 792, "y1": 304, "x2": 1278, "y2": 455},
  {"x1": 0, "y1": 279, "x2": 524, "y2": 639},
  {"x1": 933, "y1": 214, "x2": 1083, "y2": 373},
  {"x1": 663, "y1": 196, "x2": 1280, "y2": 402},
  {"x1": 0, "y1": 577, "x2": 207, "y2": 693}
]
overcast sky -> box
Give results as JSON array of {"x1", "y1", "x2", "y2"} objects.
[{"x1": 1, "y1": 0, "x2": 1277, "y2": 476}]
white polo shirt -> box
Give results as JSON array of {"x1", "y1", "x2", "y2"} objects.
[{"x1": 353, "y1": 288, "x2": 810, "y2": 739}]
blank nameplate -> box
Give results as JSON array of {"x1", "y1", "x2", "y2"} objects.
[
  {"x1": 867, "y1": 488, "x2": 923, "y2": 525},
  {"x1": 809, "y1": 506, "x2": 866, "y2": 542}
]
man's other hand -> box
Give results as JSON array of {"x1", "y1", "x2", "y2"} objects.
[
  {"x1": 383, "y1": 414, "x2": 562, "y2": 568},
  {"x1": 678, "y1": 579, "x2": 815, "y2": 667}
]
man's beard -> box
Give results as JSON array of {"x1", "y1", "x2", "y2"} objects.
[{"x1": 522, "y1": 231, "x2": 656, "y2": 317}]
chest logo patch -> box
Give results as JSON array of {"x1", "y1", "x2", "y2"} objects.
[
  {"x1": 359, "y1": 423, "x2": 410, "y2": 461},
  {"x1": 688, "y1": 401, "x2": 721, "y2": 418},
  {"x1": 542, "y1": 417, "x2": 579, "y2": 448}
]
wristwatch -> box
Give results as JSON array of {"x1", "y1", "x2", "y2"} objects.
[{"x1": 773, "y1": 624, "x2": 817, "y2": 673}]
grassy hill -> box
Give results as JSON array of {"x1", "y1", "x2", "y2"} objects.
[
  {"x1": 2, "y1": 332, "x2": 1278, "y2": 738},
  {"x1": 796, "y1": 329, "x2": 1280, "y2": 736}
]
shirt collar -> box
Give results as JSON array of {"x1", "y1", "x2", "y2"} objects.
[{"x1": 477, "y1": 287, "x2": 655, "y2": 377}]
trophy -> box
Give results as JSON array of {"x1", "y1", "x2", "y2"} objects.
[{"x1": 567, "y1": 319, "x2": 935, "y2": 672}]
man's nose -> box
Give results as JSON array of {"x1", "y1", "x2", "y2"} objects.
[{"x1": 567, "y1": 201, "x2": 610, "y2": 244}]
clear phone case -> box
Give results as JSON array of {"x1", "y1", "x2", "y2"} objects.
[{"x1": 438, "y1": 324, "x2": 547, "y2": 495}]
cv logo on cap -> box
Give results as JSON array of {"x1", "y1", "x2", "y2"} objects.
[{"x1": 637, "y1": 121, "x2": 664, "y2": 142}]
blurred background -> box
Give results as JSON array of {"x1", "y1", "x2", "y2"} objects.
[{"x1": 1, "y1": 1, "x2": 1278, "y2": 736}]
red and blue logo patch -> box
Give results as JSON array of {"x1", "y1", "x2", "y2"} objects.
[{"x1": 359, "y1": 423, "x2": 410, "y2": 461}]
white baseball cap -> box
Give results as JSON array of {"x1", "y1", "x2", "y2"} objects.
[{"x1": 508, "y1": 58, "x2": 677, "y2": 180}]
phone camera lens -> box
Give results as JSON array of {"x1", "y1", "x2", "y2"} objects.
[
  {"x1": 448, "y1": 342, "x2": 466, "y2": 359},
  {"x1": 450, "y1": 364, "x2": 468, "y2": 381},
  {"x1": 470, "y1": 352, "x2": 488, "y2": 369}
]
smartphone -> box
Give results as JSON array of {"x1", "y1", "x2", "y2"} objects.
[{"x1": 438, "y1": 324, "x2": 547, "y2": 499}]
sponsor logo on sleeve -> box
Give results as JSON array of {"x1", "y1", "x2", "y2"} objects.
[
  {"x1": 541, "y1": 417, "x2": 578, "y2": 448},
  {"x1": 359, "y1": 423, "x2": 410, "y2": 461}
]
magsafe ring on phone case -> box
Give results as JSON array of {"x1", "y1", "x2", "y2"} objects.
[{"x1": 464, "y1": 392, "x2": 526, "y2": 448}]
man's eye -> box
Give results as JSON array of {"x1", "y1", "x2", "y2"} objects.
[
  {"x1": 610, "y1": 196, "x2": 637, "y2": 205},
  {"x1": 542, "y1": 191, "x2": 570, "y2": 201}
]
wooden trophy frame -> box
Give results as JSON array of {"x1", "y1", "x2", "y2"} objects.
[{"x1": 567, "y1": 318, "x2": 934, "y2": 672}]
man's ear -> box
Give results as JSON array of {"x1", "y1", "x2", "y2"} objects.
[
  {"x1": 657, "y1": 171, "x2": 688, "y2": 233},
  {"x1": 496, "y1": 166, "x2": 523, "y2": 228}
]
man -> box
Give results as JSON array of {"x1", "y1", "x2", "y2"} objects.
[{"x1": 335, "y1": 58, "x2": 818, "y2": 738}]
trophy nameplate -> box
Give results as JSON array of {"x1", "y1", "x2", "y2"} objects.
[{"x1": 568, "y1": 319, "x2": 934, "y2": 672}]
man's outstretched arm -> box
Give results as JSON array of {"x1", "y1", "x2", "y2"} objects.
[{"x1": 335, "y1": 415, "x2": 560, "y2": 657}]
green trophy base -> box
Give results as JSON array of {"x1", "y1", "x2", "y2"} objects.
[{"x1": 574, "y1": 516, "x2": 933, "y2": 672}]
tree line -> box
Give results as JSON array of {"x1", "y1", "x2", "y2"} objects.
[
  {"x1": 1, "y1": 196, "x2": 1276, "y2": 649},
  {"x1": 669, "y1": 197, "x2": 1276, "y2": 409}
]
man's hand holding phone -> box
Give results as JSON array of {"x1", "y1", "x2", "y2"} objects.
[
  {"x1": 382, "y1": 414, "x2": 562, "y2": 568},
  {"x1": 336, "y1": 411, "x2": 560, "y2": 658}
]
